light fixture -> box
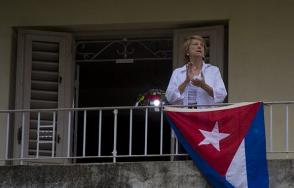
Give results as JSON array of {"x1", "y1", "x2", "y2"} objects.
[
  {"x1": 135, "y1": 89, "x2": 166, "y2": 108},
  {"x1": 153, "y1": 99, "x2": 161, "y2": 107}
]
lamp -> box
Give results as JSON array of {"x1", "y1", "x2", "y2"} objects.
[{"x1": 135, "y1": 89, "x2": 166, "y2": 108}]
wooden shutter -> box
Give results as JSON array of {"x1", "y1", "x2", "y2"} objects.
[{"x1": 14, "y1": 30, "x2": 74, "y2": 162}]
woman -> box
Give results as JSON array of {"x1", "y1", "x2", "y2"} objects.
[{"x1": 165, "y1": 35, "x2": 227, "y2": 107}]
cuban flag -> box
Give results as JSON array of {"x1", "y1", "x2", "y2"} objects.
[{"x1": 165, "y1": 102, "x2": 269, "y2": 188}]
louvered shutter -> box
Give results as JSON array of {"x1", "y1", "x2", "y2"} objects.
[{"x1": 14, "y1": 30, "x2": 74, "y2": 162}]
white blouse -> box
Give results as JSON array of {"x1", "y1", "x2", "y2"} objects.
[{"x1": 165, "y1": 62, "x2": 227, "y2": 106}]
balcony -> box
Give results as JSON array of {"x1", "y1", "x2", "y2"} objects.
[
  {"x1": 0, "y1": 101, "x2": 293, "y2": 164},
  {"x1": 0, "y1": 102, "x2": 293, "y2": 187}
]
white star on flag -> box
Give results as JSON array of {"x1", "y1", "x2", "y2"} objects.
[{"x1": 198, "y1": 122, "x2": 230, "y2": 151}]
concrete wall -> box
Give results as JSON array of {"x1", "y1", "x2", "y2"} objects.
[
  {"x1": 0, "y1": 160, "x2": 293, "y2": 188},
  {"x1": 0, "y1": 0, "x2": 294, "y2": 159}
]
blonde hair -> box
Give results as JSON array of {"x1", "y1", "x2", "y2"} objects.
[{"x1": 183, "y1": 35, "x2": 207, "y2": 63}]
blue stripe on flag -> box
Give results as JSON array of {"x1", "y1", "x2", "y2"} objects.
[{"x1": 245, "y1": 103, "x2": 269, "y2": 188}]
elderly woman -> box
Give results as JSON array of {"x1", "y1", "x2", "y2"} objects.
[{"x1": 165, "y1": 35, "x2": 227, "y2": 107}]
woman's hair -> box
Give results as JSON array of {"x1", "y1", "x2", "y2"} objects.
[{"x1": 183, "y1": 35, "x2": 207, "y2": 63}]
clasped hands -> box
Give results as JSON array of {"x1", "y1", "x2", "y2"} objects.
[{"x1": 186, "y1": 63, "x2": 205, "y2": 88}]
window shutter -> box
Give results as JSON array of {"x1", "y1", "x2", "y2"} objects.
[{"x1": 14, "y1": 30, "x2": 74, "y2": 162}]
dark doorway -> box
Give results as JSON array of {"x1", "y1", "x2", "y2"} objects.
[{"x1": 75, "y1": 37, "x2": 173, "y2": 162}]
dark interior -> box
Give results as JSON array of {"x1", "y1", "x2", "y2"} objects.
[
  {"x1": 78, "y1": 60, "x2": 171, "y2": 107},
  {"x1": 76, "y1": 39, "x2": 173, "y2": 162}
]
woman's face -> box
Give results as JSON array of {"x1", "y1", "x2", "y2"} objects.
[{"x1": 188, "y1": 39, "x2": 205, "y2": 58}]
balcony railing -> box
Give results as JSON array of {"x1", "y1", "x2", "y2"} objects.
[{"x1": 0, "y1": 102, "x2": 293, "y2": 165}]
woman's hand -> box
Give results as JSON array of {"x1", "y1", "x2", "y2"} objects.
[
  {"x1": 191, "y1": 72, "x2": 205, "y2": 88},
  {"x1": 186, "y1": 63, "x2": 194, "y2": 81},
  {"x1": 191, "y1": 78, "x2": 205, "y2": 88},
  {"x1": 178, "y1": 63, "x2": 194, "y2": 94},
  {"x1": 191, "y1": 76, "x2": 214, "y2": 97}
]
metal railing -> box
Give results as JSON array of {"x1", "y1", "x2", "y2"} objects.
[{"x1": 0, "y1": 101, "x2": 293, "y2": 165}]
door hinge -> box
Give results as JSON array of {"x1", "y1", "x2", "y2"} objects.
[
  {"x1": 59, "y1": 76, "x2": 63, "y2": 83},
  {"x1": 56, "y1": 134, "x2": 61, "y2": 143},
  {"x1": 17, "y1": 127, "x2": 22, "y2": 144}
]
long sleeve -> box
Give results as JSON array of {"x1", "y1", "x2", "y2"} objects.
[
  {"x1": 211, "y1": 68, "x2": 227, "y2": 103},
  {"x1": 165, "y1": 69, "x2": 185, "y2": 105}
]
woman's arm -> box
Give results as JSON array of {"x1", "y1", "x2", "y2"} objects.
[
  {"x1": 212, "y1": 69, "x2": 227, "y2": 102},
  {"x1": 190, "y1": 67, "x2": 227, "y2": 102},
  {"x1": 165, "y1": 69, "x2": 186, "y2": 104},
  {"x1": 178, "y1": 79, "x2": 190, "y2": 94}
]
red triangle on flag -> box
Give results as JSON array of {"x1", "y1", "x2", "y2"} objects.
[{"x1": 166, "y1": 102, "x2": 260, "y2": 176}]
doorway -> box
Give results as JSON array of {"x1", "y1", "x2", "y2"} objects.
[{"x1": 75, "y1": 36, "x2": 173, "y2": 162}]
